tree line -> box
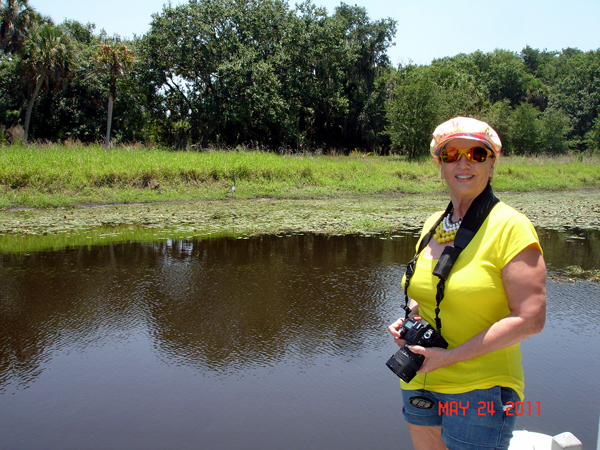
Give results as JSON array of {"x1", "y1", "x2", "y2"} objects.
[{"x1": 1, "y1": 0, "x2": 599, "y2": 156}]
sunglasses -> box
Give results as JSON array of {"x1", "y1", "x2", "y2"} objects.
[{"x1": 440, "y1": 146, "x2": 494, "y2": 163}]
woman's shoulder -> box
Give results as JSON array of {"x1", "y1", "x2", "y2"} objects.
[
  {"x1": 491, "y1": 201, "x2": 535, "y2": 228},
  {"x1": 489, "y1": 201, "x2": 542, "y2": 257}
]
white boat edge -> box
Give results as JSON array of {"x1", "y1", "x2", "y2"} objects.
[
  {"x1": 509, "y1": 430, "x2": 582, "y2": 450},
  {"x1": 509, "y1": 413, "x2": 600, "y2": 450}
]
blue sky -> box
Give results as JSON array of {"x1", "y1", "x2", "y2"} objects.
[{"x1": 31, "y1": 0, "x2": 600, "y2": 65}]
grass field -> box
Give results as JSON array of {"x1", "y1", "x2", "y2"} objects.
[{"x1": 1, "y1": 143, "x2": 599, "y2": 208}]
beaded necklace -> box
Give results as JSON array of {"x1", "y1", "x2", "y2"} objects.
[{"x1": 433, "y1": 210, "x2": 462, "y2": 244}]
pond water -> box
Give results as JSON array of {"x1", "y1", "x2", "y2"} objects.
[{"x1": 1, "y1": 230, "x2": 599, "y2": 450}]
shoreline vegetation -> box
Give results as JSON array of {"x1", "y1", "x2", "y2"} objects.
[
  {"x1": 1, "y1": 145, "x2": 599, "y2": 282},
  {"x1": 2, "y1": 144, "x2": 600, "y2": 208}
]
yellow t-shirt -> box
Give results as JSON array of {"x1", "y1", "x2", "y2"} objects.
[{"x1": 401, "y1": 202, "x2": 541, "y2": 400}]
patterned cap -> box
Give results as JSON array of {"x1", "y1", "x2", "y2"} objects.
[{"x1": 430, "y1": 117, "x2": 502, "y2": 160}]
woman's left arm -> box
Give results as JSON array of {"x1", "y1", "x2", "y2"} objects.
[{"x1": 412, "y1": 244, "x2": 547, "y2": 373}]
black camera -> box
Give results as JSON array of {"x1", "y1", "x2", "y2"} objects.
[{"x1": 386, "y1": 318, "x2": 448, "y2": 383}]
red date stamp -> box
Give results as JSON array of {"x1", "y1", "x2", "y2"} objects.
[{"x1": 438, "y1": 400, "x2": 541, "y2": 416}]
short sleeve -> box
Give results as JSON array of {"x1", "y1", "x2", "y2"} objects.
[{"x1": 495, "y1": 211, "x2": 542, "y2": 269}]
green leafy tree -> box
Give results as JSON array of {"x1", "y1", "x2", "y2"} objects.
[
  {"x1": 538, "y1": 107, "x2": 572, "y2": 154},
  {"x1": 24, "y1": 19, "x2": 114, "y2": 143},
  {"x1": 0, "y1": 0, "x2": 34, "y2": 53},
  {"x1": 584, "y1": 113, "x2": 600, "y2": 153},
  {"x1": 95, "y1": 40, "x2": 135, "y2": 147},
  {"x1": 547, "y1": 49, "x2": 600, "y2": 150},
  {"x1": 139, "y1": 0, "x2": 395, "y2": 150},
  {"x1": 281, "y1": 1, "x2": 349, "y2": 149},
  {"x1": 506, "y1": 102, "x2": 541, "y2": 155},
  {"x1": 470, "y1": 49, "x2": 536, "y2": 106},
  {"x1": 426, "y1": 57, "x2": 486, "y2": 118},
  {"x1": 482, "y1": 99, "x2": 513, "y2": 154},
  {"x1": 0, "y1": 52, "x2": 25, "y2": 128},
  {"x1": 330, "y1": 3, "x2": 396, "y2": 150},
  {"x1": 359, "y1": 66, "x2": 393, "y2": 153},
  {"x1": 383, "y1": 56, "x2": 487, "y2": 159},
  {"x1": 53, "y1": 20, "x2": 104, "y2": 142},
  {"x1": 18, "y1": 22, "x2": 77, "y2": 144},
  {"x1": 384, "y1": 65, "x2": 442, "y2": 159},
  {"x1": 139, "y1": 0, "x2": 261, "y2": 147}
]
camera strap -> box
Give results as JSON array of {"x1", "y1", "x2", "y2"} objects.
[{"x1": 402, "y1": 183, "x2": 499, "y2": 339}]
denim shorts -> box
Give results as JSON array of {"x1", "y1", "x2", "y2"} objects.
[{"x1": 401, "y1": 386, "x2": 520, "y2": 450}]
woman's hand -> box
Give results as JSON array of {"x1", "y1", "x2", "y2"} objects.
[
  {"x1": 388, "y1": 300, "x2": 420, "y2": 346},
  {"x1": 408, "y1": 345, "x2": 456, "y2": 373},
  {"x1": 388, "y1": 316, "x2": 421, "y2": 347},
  {"x1": 387, "y1": 317, "x2": 407, "y2": 347}
]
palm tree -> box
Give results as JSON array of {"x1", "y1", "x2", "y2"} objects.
[
  {"x1": 19, "y1": 23, "x2": 76, "y2": 144},
  {"x1": 0, "y1": 0, "x2": 34, "y2": 54},
  {"x1": 95, "y1": 41, "x2": 135, "y2": 148}
]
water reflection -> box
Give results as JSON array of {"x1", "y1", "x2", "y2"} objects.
[
  {"x1": 1, "y1": 232, "x2": 599, "y2": 450},
  {"x1": 537, "y1": 227, "x2": 600, "y2": 272},
  {"x1": 1, "y1": 235, "x2": 418, "y2": 387},
  {"x1": 148, "y1": 235, "x2": 420, "y2": 375}
]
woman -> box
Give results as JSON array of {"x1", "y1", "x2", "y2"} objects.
[{"x1": 388, "y1": 117, "x2": 546, "y2": 450}]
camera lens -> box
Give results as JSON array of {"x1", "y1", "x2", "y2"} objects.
[{"x1": 386, "y1": 345, "x2": 424, "y2": 383}]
